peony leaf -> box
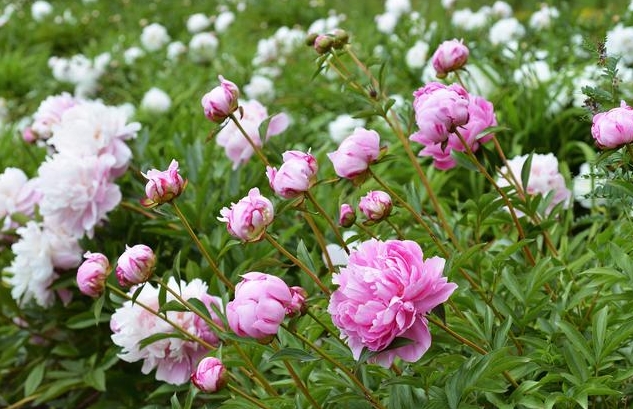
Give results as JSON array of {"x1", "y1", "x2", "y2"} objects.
[
  {"x1": 268, "y1": 347, "x2": 319, "y2": 362},
  {"x1": 138, "y1": 332, "x2": 188, "y2": 349}
]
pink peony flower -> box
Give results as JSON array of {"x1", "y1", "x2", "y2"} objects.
[
  {"x1": 359, "y1": 190, "x2": 392, "y2": 221},
  {"x1": 417, "y1": 94, "x2": 497, "y2": 170},
  {"x1": 226, "y1": 272, "x2": 292, "y2": 340},
  {"x1": 266, "y1": 150, "x2": 318, "y2": 199},
  {"x1": 338, "y1": 203, "x2": 356, "y2": 227},
  {"x1": 0, "y1": 167, "x2": 41, "y2": 232},
  {"x1": 591, "y1": 101, "x2": 633, "y2": 149},
  {"x1": 36, "y1": 153, "x2": 122, "y2": 238},
  {"x1": 115, "y1": 244, "x2": 156, "y2": 287},
  {"x1": 409, "y1": 82, "x2": 470, "y2": 145},
  {"x1": 142, "y1": 159, "x2": 186, "y2": 206},
  {"x1": 497, "y1": 153, "x2": 571, "y2": 216},
  {"x1": 76, "y1": 251, "x2": 110, "y2": 298},
  {"x1": 328, "y1": 239, "x2": 457, "y2": 367},
  {"x1": 31, "y1": 92, "x2": 79, "y2": 139},
  {"x1": 110, "y1": 278, "x2": 223, "y2": 384},
  {"x1": 201, "y1": 75, "x2": 240, "y2": 123},
  {"x1": 191, "y1": 357, "x2": 228, "y2": 393},
  {"x1": 218, "y1": 187, "x2": 274, "y2": 242},
  {"x1": 327, "y1": 127, "x2": 381, "y2": 179},
  {"x1": 286, "y1": 286, "x2": 308, "y2": 317},
  {"x1": 215, "y1": 99, "x2": 289, "y2": 169},
  {"x1": 431, "y1": 39, "x2": 469, "y2": 78}
]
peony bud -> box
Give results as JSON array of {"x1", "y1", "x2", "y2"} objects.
[
  {"x1": 141, "y1": 159, "x2": 186, "y2": 206},
  {"x1": 76, "y1": 251, "x2": 110, "y2": 298},
  {"x1": 305, "y1": 32, "x2": 319, "y2": 47},
  {"x1": 115, "y1": 244, "x2": 156, "y2": 287},
  {"x1": 332, "y1": 29, "x2": 349, "y2": 49},
  {"x1": 327, "y1": 127, "x2": 381, "y2": 179},
  {"x1": 314, "y1": 34, "x2": 334, "y2": 54},
  {"x1": 201, "y1": 75, "x2": 239, "y2": 123},
  {"x1": 359, "y1": 190, "x2": 392, "y2": 222},
  {"x1": 266, "y1": 150, "x2": 318, "y2": 199},
  {"x1": 218, "y1": 187, "x2": 274, "y2": 242},
  {"x1": 431, "y1": 39, "x2": 469, "y2": 78},
  {"x1": 338, "y1": 203, "x2": 356, "y2": 227},
  {"x1": 191, "y1": 357, "x2": 228, "y2": 393},
  {"x1": 591, "y1": 100, "x2": 633, "y2": 149},
  {"x1": 286, "y1": 286, "x2": 308, "y2": 317}
]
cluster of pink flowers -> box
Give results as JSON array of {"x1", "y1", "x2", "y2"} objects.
[
  {"x1": 409, "y1": 82, "x2": 497, "y2": 170},
  {"x1": 328, "y1": 239, "x2": 457, "y2": 367},
  {"x1": 110, "y1": 277, "x2": 223, "y2": 384},
  {"x1": 497, "y1": 153, "x2": 571, "y2": 216}
]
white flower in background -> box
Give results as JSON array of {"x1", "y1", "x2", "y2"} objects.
[
  {"x1": 48, "y1": 101, "x2": 140, "y2": 177},
  {"x1": 189, "y1": 32, "x2": 219, "y2": 63},
  {"x1": 451, "y1": 8, "x2": 490, "y2": 31},
  {"x1": 606, "y1": 24, "x2": 633, "y2": 65},
  {"x1": 0, "y1": 97, "x2": 7, "y2": 125},
  {"x1": 322, "y1": 231, "x2": 360, "y2": 267},
  {"x1": 572, "y1": 64, "x2": 601, "y2": 108},
  {"x1": 574, "y1": 163, "x2": 607, "y2": 209},
  {"x1": 489, "y1": 17, "x2": 525, "y2": 46},
  {"x1": 328, "y1": 114, "x2": 365, "y2": 144},
  {"x1": 513, "y1": 60, "x2": 552, "y2": 87},
  {"x1": 253, "y1": 37, "x2": 278, "y2": 66},
  {"x1": 140, "y1": 23, "x2": 170, "y2": 51},
  {"x1": 31, "y1": 1, "x2": 53, "y2": 21},
  {"x1": 529, "y1": 4, "x2": 559, "y2": 30},
  {"x1": 375, "y1": 12, "x2": 398, "y2": 34},
  {"x1": 186, "y1": 13, "x2": 210, "y2": 33},
  {"x1": 141, "y1": 87, "x2": 172, "y2": 114},
  {"x1": 491, "y1": 1, "x2": 512, "y2": 18},
  {"x1": 274, "y1": 26, "x2": 305, "y2": 54},
  {"x1": 244, "y1": 75, "x2": 275, "y2": 101},
  {"x1": 385, "y1": 0, "x2": 411, "y2": 17},
  {"x1": 166, "y1": 41, "x2": 187, "y2": 61},
  {"x1": 441, "y1": 0, "x2": 457, "y2": 9},
  {"x1": 32, "y1": 92, "x2": 80, "y2": 139},
  {"x1": 47, "y1": 53, "x2": 110, "y2": 98},
  {"x1": 0, "y1": 168, "x2": 40, "y2": 231},
  {"x1": 6, "y1": 221, "x2": 82, "y2": 307},
  {"x1": 0, "y1": 4, "x2": 15, "y2": 27},
  {"x1": 307, "y1": 13, "x2": 344, "y2": 34},
  {"x1": 571, "y1": 33, "x2": 590, "y2": 59},
  {"x1": 37, "y1": 153, "x2": 122, "y2": 238},
  {"x1": 215, "y1": 10, "x2": 235, "y2": 33},
  {"x1": 123, "y1": 46, "x2": 145, "y2": 65},
  {"x1": 405, "y1": 40, "x2": 430, "y2": 69},
  {"x1": 461, "y1": 63, "x2": 499, "y2": 98}
]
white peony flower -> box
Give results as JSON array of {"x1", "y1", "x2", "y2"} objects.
[
  {"x1": 573, "y1": 163, "x2": 608, "y2": 209},
  {"x1": 328, "y1": 114, "x2": 365, "y2": 144},
  {"x1": 0, "y1": 168, "x2": 40, "y2": 231},
  {"x1": 244, "y1": 75, "x2": 275, "y2": 101},
  {"x1": 141, "y1": 87, "x2": 172, "y2": 114},
  {"x1": 140, "y1": 23, "x2": 171, "y2": 51},
  {"x1": 385, "y1": 0, "x2": 411, "y2": 17},
  {"x1": 375, "y1": 12, "x2": 398, "y2": 34},
  {"x1": 405, "y1": 40, "x2": 430, "y2": 69},
  {"x1": 123, "y1": 46, "x2": 145, "y2": 65},
  {"x1": 186, "y1": 13, "x2": 210, "y2": 33},
  {"x1": 31, "y1": 92, "x2": 80, "y2": 139},
  {"x1": 31, "y1": 1, "x2": 53, "y2": 21},
  {"x1": 489, "y1": 17, "x2": 525, "y2": 46},
  {"x1": 189, "y1": 32, "x2": 219, "y2": 63},
  {"x1": 491, "y1": 1, "x2": 513, "y2": 18},
  {"x1": 166, "y1": 41, "x2": 187, "y2": 61},
  {"x1": 215, "y1": 10, "x2": 235, "y2": 33},
  {"x1": 529, "y1": 4, "x2": 559, "y2": 30},
  {"x1": 606, "y1": 24, "x2": 633, "y2": 65}
]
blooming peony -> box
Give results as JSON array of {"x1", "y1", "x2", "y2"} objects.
[
  {"x1": 218, "y1": 187, "x2": 274, "y2": 242},
  {"x1": 186, "y1": 13, "x2": 210, "y2": 34},
  {"x1": 328, "y1": 239, "x2": 457, "y2": 367},
  {"x1": 573, "y1": 163, "x2": 607, "y2": 209},
  {"x1": 0, "y1": 168, "x2": 41, "y2": 231},
  {"x1": 266, "y1": 150, "x2": 318, "y2": 199},
  {"x1": 328, "y1": 114, "x2": 366, "y2": 144},
  {"x1": 497, "y1": 153, "x2": 571, "y2": 216},
  {"x1": 359, "y1": 191, "x2": 392, "y2": 221},
  {"x1": 405, "y1": 40, "x2": 430, "y2": 70},
  {"x1": 31, "y1": 92, "x2": 79, "y2": 139},
  {"x1": 6, "y1": 221, "x2": 82, "y2": 307},
  {"x1": 110, "y1": 278, "x2": 223, "y2": 384},
  {"x1": 215, "y1": 99, "x2": 289, "y2": 169},
  {"x1": 140, "y1": 23, "x2": 170, "y2": 51},
  {"x1": 141, "y1": 87, "x2": 171, "y2": 114},
  {"x1": 189, "y1": 32, "x2": 219, "y2": 63},
  {"x1": 226, "y1": 272, "x2": 292, "y2": 340}
]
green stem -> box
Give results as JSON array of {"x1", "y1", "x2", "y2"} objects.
[
  {"x1": 229, "y1": 112, "x2": 270, "y2": 167},
  {"x1": 452, "y1": 70, "x2": 467, "y2": 89},
  {"x1": 304, "y1": 212, "x2": 335, "y2": 273},
  {"x1": 386, "y1": 218, "x2": 405, "y2": 239},
  {"x1": 353, "y1": 221, "x2": 379, "y2": 239},
  {"x1": 305, "y1": 190, "x2": 349, "y2": 253},
  {"x1": 171, "y1": 202, "x2": 234, "y2": 290},
  {"x1": 264, "y1": 232, "x2": 330, "y2": 294},
  {"x1": 227, "y1": 384, "x2": 273, "y2": 409},
  {"x1": 272, "y1": 341, "x2": 322, "y2": 409}
]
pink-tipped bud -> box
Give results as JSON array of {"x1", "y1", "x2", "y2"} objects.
[
  {"x1": 286, "y1": 286, "x2": 308, "y2": 317},
  {"x1": 201, "y1": 75, "x2": 239, "y2": 123},
  {"x1": 218, "y1": 187, "x2": 275, "y2": 242},
  {"x1": 314, "y1": 34, "x2": 334, "y2": 55},
  {"x1": 191, "y1": 357, "x2": 228, "y2": 393},
  {"x1": 359, "y1": 190, "x2": 392, "y2": 222},
  {"x1": 142, "y1": 159, "x2": 186, "y2": 206},
  {"x1": 76, "y1": 251, "x2": 110, "y2": 298},
  {"x1": 266, "y1": 150, "x2": 318, "y2": 199},
  {"x1": 431, "y1": 39, "x2": 469, "y2": 78},
  {"x1": 115, "y1": 244, "x2": 156, "y2": 287},
  {"x1": 338, "y1": 203, "x2": 356, "y2": 227}
]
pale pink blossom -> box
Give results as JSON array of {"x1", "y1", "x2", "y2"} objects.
[
  {"x1": 591, "y1": 101, "x2": 633, "y2": 149},
  {"x1": 409, "y1": 82, "x2": 470, "y2": 145},
  {"x1": 328, "y1": 127, "x2": 380, "y2": 179},
  {"x1": 201, "y1": 76, "x2": 239, "y2": 123},
  {"x1": 110, "y1": 278, "x2": 223, "y2": 384},
  {"x1": 328, "y1": 239, "x2": 456, "y2": 367},
  {"x1": 497, "y1": 153, "x2": 571, "y2": 216},
  {"x1": 218, "y1": 187, "x2": 274, "y2": 242},
  {"x1": 115, "y1": 244, "x2": 156, "y2": 287},
  {"x1": 31, "y1": 92, "x2": 79, "y2": 139},
  {"x1": 76, "y1": 251, "x2": 110, "y2": 298},
  {"x1": 0, "y1": 168, "x2": 41, "y2": 231},
  {"x1": 191, "y1": 357, "x2": 228, "y2": 392},
  {"x1": 226, "y1": 272, "x2": 292, "y2": 340},
  {"x1": 266, "y1": 150, "x2": 318, "y2": 199},
  {"x1": 6, "y1": 221, "x2": 82, "y2": 307},
  {"x1": 142, "y1": 159, "x2": 186, "y2": 206},
  {"x1": 37, "y1": 153, "x2": 121, "y2": 238},
  {"x1": 431, "y1": 39, "x2": 469, "y2": 78},
  {"x1": 215, "y1": 99, "x2": 289, "y2": 169},
  {"x1": 359, "y1": 191, "x2": 392, "y2": 221}
]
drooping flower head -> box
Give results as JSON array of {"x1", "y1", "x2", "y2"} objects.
[
  {"x1": 201, "y1": 76, "x2": 239, "y2": 123},
  {"x1": 266, "y1": 150, "x2": 318, "y2": 199},
  {"x1": 218, "y1": 187, "x2": 274, "y2": 242},
  {"x1": 226, "y1": 272, "x2": 292, "y2": 341},
  {"x1": 328, "y1": 127, "x2": 381, "y2": 179},
  {"x1": 142, "y1": 159, "x2": 186, "y2": 207},
  {"x1": 328, "y1": 239, "x2": 457, "y2": 367}
]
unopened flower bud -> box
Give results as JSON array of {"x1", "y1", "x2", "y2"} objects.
[
  {"x1": 286, "y1": 286, "x2": 308, "y2": 317},
  {"x1": 76, "y1": 251, "x2": 110, "y2": 298},
  {"x1": 338, "y1": 203, "x2": 356, "y2": 227},
  {"x1": 359, "y1": 190, "x2": 392, "y2": 222},
  {"x1": 141, "y1": 159, "x2": 186, "y2": 206},
  {"x1": 314, "y1": 34, "x2": 334, "y2": 55},
  {"x1": 305, "y1": 32, "x2": 319, "y2": 47},
  {"x1": 332, "y1": 29, "x2": 349, "y2": 49},
  {"x1": 201, "y1": 75, "x2": 239, "y2": 123},
  {"x1": 115, "y1": 244, "x2": 156, "y2": 287},
  {"x1": 191, "y1": 357, "x2": 228, "y2": 393}
]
